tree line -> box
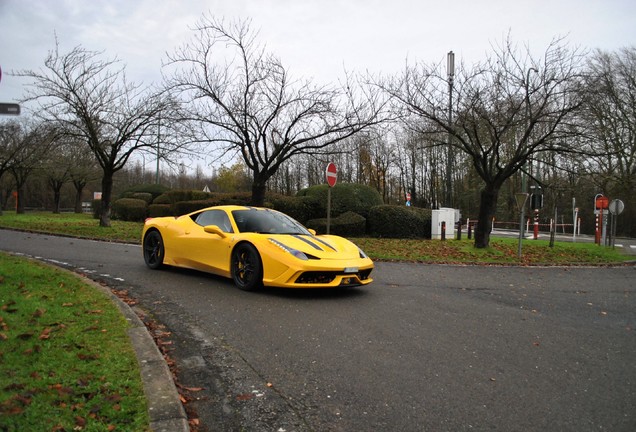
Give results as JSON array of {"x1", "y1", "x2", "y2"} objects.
[{"x1": 1, "y1": 15, "x2": 634, "y2": 247}]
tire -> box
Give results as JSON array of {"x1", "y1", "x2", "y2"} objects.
[
  {"x1": 231, "y1": 243, "x2": 263, "y2": 291},
  {"x1": 143, "y1": 230, "x2": 165, "y2": 270}
]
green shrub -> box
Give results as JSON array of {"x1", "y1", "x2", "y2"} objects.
[
  {"x1": 153, "y1": 190, "x2": 253, "y2": 215},
  {"x1": 367, "y1": 205, "x2": 432, "y2": 238},
  {"x1": 152, "y1": 189, "x2": 213, "y2": 205},
  {"x1": 268, "y1": 194, "x2": 321, "y2": 224},
  {"x1": 173, "y1": 200, "x2": 219, "y2": 215},
  {"x1": 306, "y1": 211, "x2": 367, "y2": 237},
  {"x1": 130, "y1": 192, "x2": 153, "y2": 204},
  {"x1": 120, "y1": 184, "x2": 170, "y2": 201},
  {"x1": 171, "y1": 193, "x2": 253, "y2": 215},
  {"x1": 148, "y1": 204, "x2": 172, "y2": 218},
  {"x1": 152, "y1": 193, "x2": 172, "y2": 205},
  {"x1": 296, "y1": 183, "x2": 383, "y2": 219},
  {"x1": 216, "y1": 192, "x2": 252, "y2": 206},
  {"x1": 112, "y1": 198, "x2": 148, "y2": 222}
]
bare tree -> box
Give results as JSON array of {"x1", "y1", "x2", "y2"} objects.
[
  {"x1": 14, "y1": 41, "x2": 178, "y2": 226},
  {"x1": 7, "y1": 120, "x2": 55, "y2": 213},
  {"x1": 380, "y1": 36, "x2": 586, "y2": 247},
  {"x1": 580, "y1": 47, "x2": 636, "y2": 236},
  {"x1": 163, "y1": 16, "x2": 389, "y2": 206},
  {"x1": 42, "y1": 134, "x2": 93, "y2": 213},
  {"x1": 0, "y1": 120, "x2": 23, "y2": 215},
  {"x1": 68, "y1": 142, "x2": 100, "y2": 213}
]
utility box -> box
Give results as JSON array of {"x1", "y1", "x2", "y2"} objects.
[{"x1": 432, "y1": 208, "x2": 459, "y2": 240}]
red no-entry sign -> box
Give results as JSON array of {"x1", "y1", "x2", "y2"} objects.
[{"x1": 325, "y1": 162, "x2": 337, "y2": 187}]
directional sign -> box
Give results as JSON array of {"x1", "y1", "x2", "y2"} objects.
[
  {"x1": 0, "y1": 103, "x2": 20, "y2": 115},
  {"x1": 325, "y1": 162, "x2": 337, "y2": 187}
]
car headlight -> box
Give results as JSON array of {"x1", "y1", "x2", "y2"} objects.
[
  {"x1": 358, "y1": 247, "x2": 369, "y2": 259},
  {"x1": 269, "y1": 238, "x2": 309, "y2": 260}
]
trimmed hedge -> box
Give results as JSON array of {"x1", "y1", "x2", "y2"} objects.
[
  {"x1": 112, "y1": 198, "x2": 148, "y2": 222},
  {"x1": 367, "y1": 205, "x2": 432, "y2": 238},
  {"x1": 152, "y1": 189, "x2": 214, "y2": 205},
  {"x1": 306, "y1": 211, "x2": 367, "y2": 237},
  {"x1": 296, "y1": 183, "x2": 383, "y2": 219},
  {"x1": 120, "y1": 184, "x2": 170, "y2": 201},
  {"x1": 130, "y1": 192, "x2": 153, "y2": 204},
  {"x1": 148, "y1": 204, "x2": 172, "y2": 218},
  {"x1": 267, "y1": 194, "x2": 321, "y2": 224}
]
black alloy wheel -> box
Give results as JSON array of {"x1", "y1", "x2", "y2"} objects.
[
  {"x1": 231, "y1": 243, "x2": 263, "y2": 291},
  {"x1": 143, "y1": 230, "x2": 164, "y2": 270}
]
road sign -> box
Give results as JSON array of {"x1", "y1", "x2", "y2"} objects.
[
  {"x1": 609, "y1": 199, "x2": 625, "y2": 215},
  {"x1": 325, "y1": 162, "x2": 337, "y2": 187},
  {"x1": 595, "y1": 194, "x2": 609, "y2": 210},
  {"x1": 0, "y1": 103, "x2": 20, "y2": 115}
]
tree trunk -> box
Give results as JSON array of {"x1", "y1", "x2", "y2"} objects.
[
  {"x1": 250, "y1": 180, "x2": 267, "y2": 207},
  {"x1": 53, "y1": 187, "x2": 62, "y2": 214},
  {"x1": 74, "y1": 182, "x2": 86, "y2": 214},
  {"x1": 99, "y1": 173, "x2": 113, "y2": 227},
  {"x1": 474, "y1": 185, "x2": 500, "y2": 248},
  {"x1": 16, "y1": 185, "x2": 26, "y2": 214}
]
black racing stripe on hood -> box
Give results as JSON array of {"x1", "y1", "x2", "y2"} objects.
[
  {"x1": 310, "y1": 236, "x2": 337, "y2": 252},
  {"x1": 292, "y1": 235, "x2": 324, "y2": 251}
]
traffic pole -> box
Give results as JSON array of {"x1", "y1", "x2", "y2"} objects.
[{"x1": 595, "y1": 214, "x2": 600, "y2": 244}]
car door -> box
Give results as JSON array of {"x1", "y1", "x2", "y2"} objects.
[{"x1": 179, "y1": 209, "x2": 234, "y2": 275}]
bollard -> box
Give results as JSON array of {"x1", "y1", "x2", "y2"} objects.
[
  {"x1": 441, "y1": 221, "x2": 446, "y2": 241},
  {"x1": 456, "y1": 221, "x2": 462, "y2": 240},
  {"x1": 467, "y1": 222, "x2": 472, "y2": 239}
]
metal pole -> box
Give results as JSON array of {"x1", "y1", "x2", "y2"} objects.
[
  {"x1": 516, "y1": 193, "x2": 529, "y2": 258},
  {"x1": 446, "y1": 51, "x2": 455, "y2": 208},
  {"x1": 156, "y1": 116, "x2": 161, "y2": 184},
  {"x1": 517, "y1": 206, "x2": 525, "y2": 258},
  {"x1": 326, "y1": 187, "x2": 331, "y2": 235}
]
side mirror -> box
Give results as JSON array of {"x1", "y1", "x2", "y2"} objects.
[
  {"x1": 308, "y1": 229, "x2": 317, "y2": 236},
  {"x1": 203, "y1": 225, "x2": 227, "y2": 238}
]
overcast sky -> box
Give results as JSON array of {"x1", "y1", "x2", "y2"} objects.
[{"x1": 1, "y1": 0, "x2": 635, "y2": 108}]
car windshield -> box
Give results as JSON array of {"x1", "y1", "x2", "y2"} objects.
[{"x1": 232, "y1": 209, "x2": 311, "y2": 235}]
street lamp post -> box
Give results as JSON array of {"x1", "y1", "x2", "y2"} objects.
[
  {"x1": 446, "y1": 51, "x2": 455, "y2": 208},
  {"x1": 518, "y1": 67, "x2": 538, "y2": 257},
  {"x1": 525, "y1": 68, "x2": 538, "y2": 239}
]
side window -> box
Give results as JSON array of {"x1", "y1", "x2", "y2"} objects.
[{"x1": 195, "y1": 210, "x2": 233, "y2": 233}]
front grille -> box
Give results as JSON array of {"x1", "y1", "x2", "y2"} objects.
[
  {"x1": 295, "y1": 271, "x2": 337, "y2": 284},
  {"x1": 295, "y1": 268, "x2": 373, "y2": 285}
]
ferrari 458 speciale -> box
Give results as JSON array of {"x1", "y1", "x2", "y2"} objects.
[{"x1": 142, "y1": 205, "x2": 374, "y2": 290}]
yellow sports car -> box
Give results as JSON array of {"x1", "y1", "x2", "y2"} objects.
[{"x1": 142, "y1": 205, "x2": 374, "y2": 290}]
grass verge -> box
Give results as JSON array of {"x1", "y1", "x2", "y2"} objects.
[
  {"x1": 0, "y1": 252, "x2": 149, "y2": 431},
  {"x1": 0, "y1": 211, "x2": 631, "y2": 265},
  {"x1": 0, "y1": 212, "x2": 142, "y2": 243},
  {"x1": 353, "y1": 237, "x2": 630, "y2": 265}
]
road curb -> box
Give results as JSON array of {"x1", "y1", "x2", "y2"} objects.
[{"x1": 89, "y1": 279, "x2": 190, "y2": 432}]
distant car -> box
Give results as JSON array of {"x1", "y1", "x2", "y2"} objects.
[{"x1": 142, "y1": 205, "x2": 374, "y2": 290}]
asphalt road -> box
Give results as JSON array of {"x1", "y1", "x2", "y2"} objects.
[{"x1": 1, "y1": 229, "x2": 635, "y2": 432}]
